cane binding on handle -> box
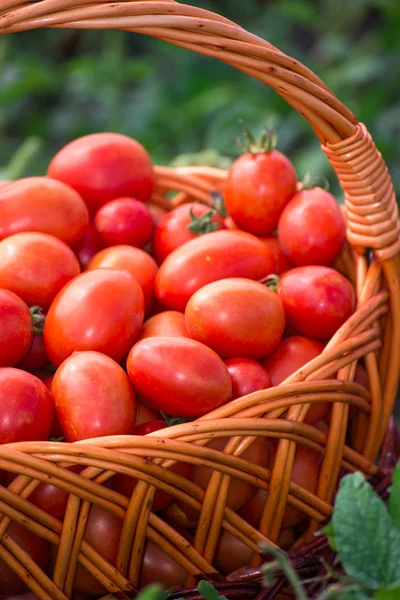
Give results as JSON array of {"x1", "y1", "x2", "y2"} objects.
[{"x1": 0, "y1": 1, "x2": 399, "y2": 598}]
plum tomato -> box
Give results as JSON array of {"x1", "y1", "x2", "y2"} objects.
[
  {"x1": 94, "y1": 197, "x2": 154, "y2": 248},
  {"x1": 44, "y1": 269, "x2": 144, "y2": 365},
  {"x1": 48, "y1": 133, "x2": 155, "y2": 214},
  {"x1": 29, "y1": 464, "x2": 83, "y2": 521},
  {"x1": 155, "y1": 229, "x2": 276, "y2": 312},
  {"x1": 0, "y1": 289, "x2": 33, "y2": 367},
  {"x1": 127, "y1": 336, "x2": 232, "y2": 418},
  {"x1": 52, "y1": 351, "x2": 136, "y2": 442},
  {"x1": 0, "y1": 177, "x2": 89, "y2": 247},
  {"x1": 0, "y1": 368, "x2": 54, "y2": 443},
  {"x1": 277, "y1": 266, "x2": 355, "y2": 340},
  {"x1": 86, "y1": 245, "x2": 157, "y2": 315},
  {"x1": 72, "y1": 221, "x2": 106, "y2": 270},
  {"x1": 277, "y1": 187, "x2": 346, "y2": 266},
  {"x1": 17, "y1": 332, "x2": 50, "y2": 371},
  {"x1": 224, "y1": 357, "x2": 271, "y2": 400},
  {"x1": 262, "y1": 336, "x2": 327, "y2": 424},
  {"x1": 224, "y1": 140, "x2": 297, "y2": 235},
  {"x1": 140, "y1": 539, "x2": 188, "y2": 589},
  {"x1": 137, "y1": 311, "x2": 188, "y2": 341},
  {"x1": 0, "y1": 232, "x2": 80, "y2": 310},
  {"x1": 152, "y1": 201, "x2": 226, "y2": 264},
  {"x1": 259, "y1": 236, "x2": 293, "y2": 274},
  {"x1": 185, "y1": 278, "x2": 285, "y2": 359}
]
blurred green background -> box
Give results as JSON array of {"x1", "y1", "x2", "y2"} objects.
[{"x1": 0, "y1": 0, "x2": 399, "y2": 199}]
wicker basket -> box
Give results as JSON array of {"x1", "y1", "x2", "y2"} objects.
[{"x1": 0, "y1": 2, "x2": 400, "y2": 599}]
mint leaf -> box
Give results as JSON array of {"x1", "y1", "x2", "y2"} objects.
[
  {"x1": 332, "y1": 472, "x2": 400, "y2": 590},
  {"x1": 375, "y1": 584, "x2": 400, "y2": 599},
  {"x1": 198, "y1": 581, "x2": 227, "y2": 600},
  {"x1": 389, "y1": 461, "x2": 400, "y2": 528}
]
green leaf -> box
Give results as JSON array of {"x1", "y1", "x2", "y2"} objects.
[
  {"x1": 389, "y1": 461, "x2": 400, "y2": 528},
  {"x1": 197, "y1": 580, "x2": 227, "y2": 600},
  {"x1": 160, "y1": 412, "x2": 194, "y2": 427},
  {"x1": 332, "y1": 472, "x2": 400, "y2": 590},
  {"x1": 319, "y1": 521, "x2": 338, "y2": 551},
  {"x1": 135, "y1": 584, "x2": 170, "y2": 600},
  {"x1": 375, "y1": 583, "x2": 400, "y2": 599}
]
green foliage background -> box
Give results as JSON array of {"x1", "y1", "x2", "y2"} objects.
[{"x1": 1, "y1": 0, "x2": 399, "y2": 198}]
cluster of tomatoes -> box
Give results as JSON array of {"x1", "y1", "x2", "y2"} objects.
[{"x1": 0, "y1": 130, "x2": 367, "y2": 595}]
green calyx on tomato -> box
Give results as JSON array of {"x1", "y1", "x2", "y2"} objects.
[
  {"x1": 259, "y1": 273, "x2": 280, "y2": 293},
  {"x1": 301, "y1": 172, "x2": 330, "y2": 192},
  {"x1": 30, "y1": 305, "x2": 46, "y2": 334},
  {"x1": 187, "y1": 206, "x2": 223, "y2": 235},
  {"x1": 160, "y1": 411, "x2": 194, "y2": 427},
  {"x1": 237, "y1": 121, "x2": 278, "y2": 154}
]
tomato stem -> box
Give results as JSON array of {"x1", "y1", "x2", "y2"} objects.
[
  {"x1": 237, "y1": 121, "x2": 278, "y2": 154},
  {"x1": 30, "y1": 305, "x2": 46, "y2": 334},
  {"x1": 187, "y1": 206, "x2": 222, "y2": 235},
  {"x1": 302, "y1": 172, "x2": 330, "y2": 192},
  {"x1": 259, "y1": 274, "x2": 280, "y2": 292}
]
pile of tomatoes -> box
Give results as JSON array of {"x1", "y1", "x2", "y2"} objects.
[{"x1": 0, "y1": 130, "x2": 366, "y2": 596}]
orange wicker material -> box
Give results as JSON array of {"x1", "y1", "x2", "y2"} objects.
[{"x1": 0, "y1": 2, "x2": 399, "y2": 598}]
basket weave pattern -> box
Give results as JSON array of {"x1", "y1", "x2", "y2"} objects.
[{"x1": 0, "y1": 2, "x2": 399, "y2": 598}]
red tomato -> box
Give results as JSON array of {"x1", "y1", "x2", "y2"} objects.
[
  {"x1": 17, "y1": 334, "x2": 49, "y2": 371},
  {"x1": 178, "y1": 437, "x2": 269, "y2": 522},
  {"x1": 0, "y1": 232, "x2": 80, "y2": 310},
  {"x1": 74, "y1": 505, "x2": 124, "y2": 594},
  {"x1": 278, "y1": 266, "x2": 355, "y2": 340},
  {"x1": 44, "y1": 269, "x2": 144, "y2": 366},
  {"x1": 86, "y1": 245, "x2": 157, "y2": 315},
  {"x1": 185, "y1": 278, "x2": 285, "y2": 359},
  {"x1": 94, "y1": 197, "x2": 154, "y2": 248},
  {"x1": 0, "y1": 369, "x2": 53, "y2": 443},
  {"x1": 48, "y1": 133, "x2": 155, "y2": 214},
  {"x1": 239, "y1": 444, "x2": 321, "y2": 528},
  {"x1": 152, "y1": 201, "x2": 226, "y2": 264},
  {"x1": 259, "y1": 236, "x2": 293, "y2": 274},
  {"x1": 277, "y1": 187, "x2": 346, "y2": 266},
  {"x1": 155, "y1": 230, "x2": 276, "y2": 312},
  {"x1": 137, "y1": 311, "x2": 188, "y2": 341},
  {"x1": 29, "y1": 465, "x2": 83, "y2": 520},
  {"x1": 262, "y1": 336, "x2": 327, "y2": 424},
  {"x1": 72, "y1": 221, "x2": 106, "y2": 270},
  {"x1": 52, "y1": 351, "x2": 136, "y2": 442},
  {"x1": 40, "y1": 374, "x2": 64, "y2": 439},
  {"x1": 145, "y1": 202, "x2": 168, "y2": 225},
  {"x1": 225, "y1": 148, "x2": 297, "y2": 235},
  {"x1": 0, "y1": 177, "x2": 89, "y2": 246},
  {"x1": 0, "y1": 290, "x2": 33, "y2": 367},
  {"x1": 224, "y1": 357, "x2": 271, "y2": 400},
  {"x1": 127, "y1": 336, "x2": 232, "y2": 418},
  {"x1": 0, "y1": 523, "x2": 50, "y2": 594},
  {"x1": 113, "y1": 420, "x2": 194, "y2": 512}
]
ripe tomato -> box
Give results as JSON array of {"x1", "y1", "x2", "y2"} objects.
[
  {"x1": 277, "y1": 187, "x2": 346, "y2": 266},
  {"x1": 145, "y1": 202, "x2": 167, "y2": 225},
  {"x1": 277, "y1": 266, "x2": 355, "y2": 340},
  {"x1": 0, "y1": 232, "x2": 80, "y2": 310},
  {"x1": 178, "y1": 437, "x2": 269, "y2": 522},
  {"x1": 72, "y1": 221, "x2": 106, "y2": 270},
  {"x1": 0, "y1": 369, "x2": 54, "y2": 443},
  {"x1": 86, "y1": 245, "x2": 157, "y2": 315},
  {"x1": 135, "y1": 398, "x2": 163, "y2": 426},
  {"x1": 152, "y1": 201, "x2": 226, "y2": 264},
  {"x1": 0, "y1": 177, "x2": 89, "y2": 246},
  {"x1": 140, "y1": 539, "x2": 188, "y2": 589},
  {"x1": 48, "y1": 133, "x2": 155, "y2": 214},
  {"x1": 137, "y1": 311, "x2": 188, "y2": 341},
  {"x1": 239, "y1": 444, "x2": 321, "y2": 529},
  {"x1": 52, "y1": 351, "x2": 136, "y2": 442},
  {"x1": 74, "y1": 505, "x2": 124, "y2": 594},
  {"x1": 259, "y1": 236, "x2": 293, "y2": 275},
  {"x1": 0, "y1": 523, "x2": 50, "y2": 594},
  {"x1": 94, "y1": 197, "x2": 154, "y2": 248},
  {"x1": 215, "y1": 529, "x2": 253, "y2": 575},
  {"x1": 185, "y1": 278, "x2": 285, "y2": 359},
  {"x1": 44, "y1": 269, "x2": 144, "y2": 365},
  {"x1": 0, "y1": 290, "x2": 33, "y2": 367},
  {"x1": 29, "y1": 465, "x2": 83, "y2": 521},
  {"x1": 155, "y1": 230, "x2": 275, "y2": 312},
  {"x1": 17, "y1": 333, "x2": 49, "y2": 371},
  {"x1": 224, "y1": 357, "x2": 271, "y2": 400},
  {"x1": 112, "y1": 420, "x2": 194, "y2": 512},
  {"x1": 127, "y1": 336, "x2": 232, "y2": 418},
  {"x1": 224, "y1": 145, "x2": 297, "y2": 235},
  {"x1": 262, "y1": 336, "x2": 327, "y2": 424}
]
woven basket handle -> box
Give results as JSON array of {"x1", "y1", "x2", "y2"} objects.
[{"x1": 1, "y1": 0, "x2": 399, "y2": 260}]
